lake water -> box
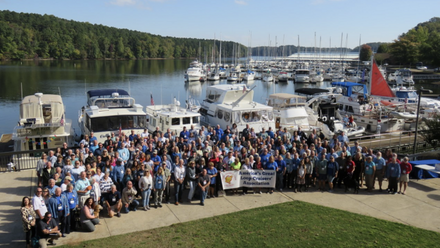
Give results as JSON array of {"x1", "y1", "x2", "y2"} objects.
[{"x1": 0, "y1": 59, "x2": 437, "y2": 136}]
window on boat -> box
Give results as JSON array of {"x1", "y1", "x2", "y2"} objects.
[
  {"x1": 347, "y1": 106, "x2": 354, "y2": 113},
  {"x1": 89, "y1": 115, "x2": 147, "y2": 132},
  {"x1": 217, "y1": 110, "x2": 223, "y2": 119},
  {"x1": 42, "y1": 104, "x2": 52, "y2": 123},
  {"x1": 242, "y1": 112, "x2": 251, "y2": 122},
  {"x1": 172, "y1": 118, "x2": 180, "y2": 126},
  {"x1": 192, "y1": 116, "x2": 199, "y2": 124},
  {"x1": 183, "y1": 117, "x2": 191, "y2": 125},
  {"x1": 224, "y1": 112, "x2": 231, "y2": 123},
  {"x1": 152, "y1": 118, "x2": 156, "y2": 128},
  {"x1": 268, "y1": 111, "x2": 274, "y2": 121}
]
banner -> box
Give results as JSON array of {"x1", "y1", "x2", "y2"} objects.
[{"x1": 220, "y1": 169, "x2": 276, "y2": 190}]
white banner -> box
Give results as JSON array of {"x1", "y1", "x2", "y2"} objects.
[{"x1": 220, "y1": 169, "x2": 276, "y2": 190}]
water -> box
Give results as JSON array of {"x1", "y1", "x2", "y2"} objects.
[{"x1": 0, "y1": 60, "x2": 437, "y2": 136}]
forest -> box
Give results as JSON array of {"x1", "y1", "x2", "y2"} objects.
[{"x1": 0, "y1": 10, "x2": 247, "y2": 60}]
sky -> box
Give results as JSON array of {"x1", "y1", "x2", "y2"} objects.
[{"x1": 1, "y1": 0, "x2": 439, "y2": 49}]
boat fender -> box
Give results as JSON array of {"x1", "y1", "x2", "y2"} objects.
[{"x1": 321, "y1": 115, "x2": 328, "y2": 123}]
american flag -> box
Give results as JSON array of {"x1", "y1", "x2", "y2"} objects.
[{"x1": 150, "y1": 93, "x2": 155, "y2": 105}]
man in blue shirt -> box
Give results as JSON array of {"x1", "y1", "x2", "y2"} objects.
[
  {"x1": 326, "y1": 156, "x2": 339, "y2": 192},
  {"x1": 215, "y1": 125, "x2": 223, "y2": 141},
  {"x1": 180, "y1": 126, "x2": 190, "y2": 144},
  {"x1": 117, "y1": 145, "x2": 130, "y2": 163},
  {"x1": 151, "y1": 150, "x2": 162, "y2": 173},
  {"x1": 386, "y1": 156, "x2": 401, "y2": 194},
  {"x1": 89, "y1": 132, "x2": 98, "y2": 147},
  {"x1": 275, "y1": 155, "x2": 286, "y2": 191},
  {"x1": 129, "y1": 130, "x2": 137, "y2": 141},
  {"x1": 113, "y1": 159, "x2": 125, "y2": 192},
  {"x1": 374, "y1": 152, "x2": 386, "y2": 191},
  {"x1": 260, "y1": 149, "x2": 271, "y2": 168},
  {"x1": 267, "y1": 127, "x2": 275, "y2": 139}
]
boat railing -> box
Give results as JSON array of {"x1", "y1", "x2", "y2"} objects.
[
  {"x1": 89, "y1": 97, "x2": 135, "y2": 108},
  {"x1": 0, "y1": 145, "x2": 78, "y2": 172},
  {"x1": 12, "y1": 122, "x2": 65, "y2": 138}
]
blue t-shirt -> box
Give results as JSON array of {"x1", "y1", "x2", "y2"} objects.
[
  {"x1": 327, "y1": 161, "x2": 339, "y2": 176},
  {"x1": 276, "y1": 160, "x2": 286, "y2": 173},
  {"x1": 207, "y1": 168, "x2": 218, "y2": 184},
  {"x1": 265, "y1": 162, "x2": 278, "y2": 171},
  {"x1": 364, "y1": 161, "x2": 375, "y2": 175}
]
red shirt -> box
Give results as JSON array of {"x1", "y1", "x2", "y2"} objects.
[
  {"x1": 346, "y1": 160, "x2": 355, "y2": 173},
  {"x1": 400, "y1": 162, "x2": 412, "y2": 174}
]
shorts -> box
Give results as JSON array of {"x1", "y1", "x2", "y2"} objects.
[
  {"x1": 109, "y1": 204, "x2": 119, "y2": 213},
  {"x1": 327, "y1": 175, "x2": 335, "y2": 183},
  {"x1": 318, "y1": 174, "x2": 327, "y2": 181},
  {"x1": 400, "y1": 173, "x2": 409, "y2": 182}
]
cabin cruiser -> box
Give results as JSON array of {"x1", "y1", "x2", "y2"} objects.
[
  {"x1": 185, "y1": 67, "x2": 204, "y2": 82},
  {"x1": 199, "y1": 84, "x2": 275, "y2": 132},
  {"x1": 227, "y1": 71, "x2": 239, "y2": 82},
  {"x1": 78, "y1": 89, "x2": 147, "y2": 143},
  {"x1": 262, "y1": 71, "x2": 274, "y2": 82},
  {"x1": 12, "y1": 93, "x2": 74, "y2": 151},
  {"x1": 277, "y1": 71, "x2": 289, "y2": 82},
  {"x1": 294, "y1": 69, "x2": 310, "y2": 83},
  {"x1": 146, "y1": 98, "x2": 201, "y2": 134},
  {"x1": 387, "y1": 69, "x2": 414, "y2": 85},
  {"x1": 207, "y1": 68, "x2": 220, "y2": 81},
  {"x1": 242, "y1": 69, "x2": 256, "y2": 81}
]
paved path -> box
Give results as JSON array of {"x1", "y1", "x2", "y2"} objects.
[{"x1": 0, "y1": 170, "x2": 439, "y2": 247}]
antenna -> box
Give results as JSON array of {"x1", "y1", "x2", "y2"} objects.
[
  {"x1": 84, "y1": 79, "x2": 87, "y2": 95},
  {"x1": 20, "y1": 82, "x2": 23, "y2": 100}
]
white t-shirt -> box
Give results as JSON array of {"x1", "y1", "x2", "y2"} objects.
[{"x1": 32, "y1": 195, "x2": 48, "y2": 219}]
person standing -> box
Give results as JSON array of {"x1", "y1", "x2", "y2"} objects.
[
  {"x1": 63, "y1": 184, "x2": 78, "y2": 233},
  {"x1": 161, "y1": 162, "x2": 172, "y2": 204},
  {"x1": 186, "y1": 161, "x2": 198, "y2": 202},
  {"x1": 386, "y1": 156, "x2": 401, "y2": 194},
  {"x1": 32, "y1": 187, "x2": 48, "y2": 221},
  {"x1": 52, "y1": 187, "x2": 70, "y2": 237},
  {"x1": 264, "y1": 156, "x2": 278, "y2": 194},
  {"x1": 326, "y1": 156, "x2": 339, "y2": 192},
  {"x1": 21, "y1": 197, "x2": 36, "y2": 248},
  {"x1": 316, "y1": 154, "x2": 328, "y2": 192},
  {"x1": 399, "y1": 157, "x2": 412, "y2": 195},
  {"x1": 75, "y1": 171, "x2": 92, "y2": 208},
  {"x1": 153, "y1": 167, "x2": 165, "y2": 208},
  {"x1": 174, "y1": 159, "x2": 186, "y2": 205},
  {"x1": 364, "y1": 156, "x2": 376, "y2": 192},
  {"x1": 374, "y1": 152, "x2": 386, "y2": 191},
  {"x1": 139, "y1": 170, "x2": 153, "y2": 211},
  {"x1": 198, "y1": 169, "x2": 210, "y2": 206}
]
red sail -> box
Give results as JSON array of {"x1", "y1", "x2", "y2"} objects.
[{"x1": 370, "y1": 61, "x2": 395, "y2": 97}]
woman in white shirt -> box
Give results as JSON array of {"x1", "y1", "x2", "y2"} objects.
[{"x1": 139, "y1": 169, "x2": 153, "y2": 211}]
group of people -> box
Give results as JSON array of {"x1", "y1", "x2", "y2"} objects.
[{"x1": 22, "y1": 124, "x2": 414, "y2": 247}]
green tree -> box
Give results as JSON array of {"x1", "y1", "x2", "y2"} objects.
[
  {"x1": 359, "y1": 44, "x2": 372, "y2": 61},
  {"x1": 377, "y1": 44, "x2": 389, "y2": 53}
]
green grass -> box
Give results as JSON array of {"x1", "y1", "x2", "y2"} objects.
[{"x1": 61, "y1": 201, "x2": 440, "y2": 248}]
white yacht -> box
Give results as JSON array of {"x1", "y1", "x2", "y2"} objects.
[
  {"x1": 12, "y1": 93, "x2": 74, "y2": 151},
  {"x1": 227, "y1": 71, "x2": 239, "y2": 82},
  {"x1": 184, "y1": 67, "x2": 204, "y2": 82},
  {"x1": 207, "y1": 68, "x2": 220, "y2": 81},
  {"x1": 146, "y1": 98, "x2": 201, "y2": 134},
  {"x1": 294, "y1": 69, "x2": 310, "y2": 83},
  {"x1": 199, "y1": 84, "x2": 275, "y2": 132},
  {"x1": 242, "y1": 70, "x2": 256, "y2": 81},
  {"x1": 78, "y1": 89, "x2": 147, "y2": 143},
  {"x1": 277, "y1": 71, "x2": 289, "y2": 82},
  {"x1": 262, "y1": 71, "x2": 274, "y2": 82}
]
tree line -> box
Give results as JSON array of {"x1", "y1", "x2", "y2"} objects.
[{"x1": 0, "y1": 10, "x2": 247, "y2": 60}]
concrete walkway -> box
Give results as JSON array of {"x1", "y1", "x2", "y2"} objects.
[{"x1": 0, "y1": 171, "x2": 439, "y2": 247}]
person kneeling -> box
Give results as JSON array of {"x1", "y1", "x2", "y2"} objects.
[
  {"x1": 80, "y1": 198, "x2": 100, "y2": 232},
  {"x1": 37, "y1": 212, "x2": 61, "y2": 247},
  {"x1": 104, "y1": 185, "x2": 122, "y2": 218},
  {"x1": 122, "y1": 181, "x2": 139, "y2": 213}
]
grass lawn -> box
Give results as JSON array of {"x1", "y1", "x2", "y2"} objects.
[{"x1": 60, "y1": 201, "x2": 440, "y2": 248}]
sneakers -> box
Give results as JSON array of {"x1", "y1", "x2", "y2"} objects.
[
  {"x1": 201, "y1": 202, "x2": 204, "y2": 206},
  {"x1": 259, "y1": 191, "x2": 262, "y2": 194},
  {"x1": 159, "y1": 204, "x2": 163, "y2": 208},
  {"x1": 116, "y1": 212, "x2": 121, "y2": 217},
  {"x1": 175, "y1": 202, "x2": 179, "y2": 205},
  {"x1": 143, "y1": 207, "x2": 148, "y2": 211}
]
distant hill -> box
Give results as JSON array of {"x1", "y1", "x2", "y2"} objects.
[{"x1": 0, "y1": 10, "x2": 246, "y2": 60}]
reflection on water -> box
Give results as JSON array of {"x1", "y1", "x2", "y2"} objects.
[{"x1": 0, "y1": 59, "x2": 438, "y2": 135}]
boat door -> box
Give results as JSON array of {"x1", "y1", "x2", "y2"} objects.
[
  {"x1": 276, "y1": 117, "x2": 281, "y2": 128},
  {"x1": 160, "y1": 117, "x2": 165, "y2": 131}
]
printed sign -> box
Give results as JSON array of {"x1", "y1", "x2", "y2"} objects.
[{"x1": 220, "y1": 169, "x2": 276, "y2": 190}]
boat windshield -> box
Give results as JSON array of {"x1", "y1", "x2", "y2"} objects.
[
  {"x1": 395, "y1": 91, "x2": 417, "y2": 99},
  {"x1": 88, "y1": 115, "x2": 146, "y2": 132}
]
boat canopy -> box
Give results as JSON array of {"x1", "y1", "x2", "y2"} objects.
[
  {"x1": 86, "y1": 89, "x2": 134, "y2": 108},
  {"x1": 295, "y1": 88, "x2": 329, "y2": 95},
  {"x1": 331, "y1": 82, "x2": 368, "y2": 99},
  {"x1": 20, "y1": 94, "x2": 64, "y2": 125},
  {"x1": 268, "y1": 93, "x2": 307, "y2": 108},
  {"x1": 87, "y1": 89, "x2": 129, "y2": 98}
]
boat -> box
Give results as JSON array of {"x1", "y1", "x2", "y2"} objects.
[
  {"x1": 78, "y1": 89, "x2": 147, "y2": 143},
  {"x1": 207, "y1": 69, "x2": 220, "y2": 81},
  {"x1": 267, "y1": 93, "x2": 331, "y2": 135},
  {"x1": 12, "y1": 93, "x2": 74, "y2": 151},
  {"x1": 184, "y1": 67, "x2": 204, "y2": 82},
  {"x1": 262, "y1": 71, "x2": 274, "y2": 82},
  {"x1": 146, "y1": 98, "x2": 201, "y2": 134},
  {"x1": 199, "y1": 84, "x2": 275, "y2": 132},
  {"x1": 387, "y1": 69, "x2": 414, "y2": 85},
  {"x1": 277, "y1": 71, "x2": 289, "y2": 82},
  {"x1": 294, "y1": 69, "x2": 310, "y2": 83},
  {"x1": 242, "y1": 69, "x2": 256, "y2": 81},
  {"x1": 227, "y1": 71, "x2": 239, "y2": 82}
]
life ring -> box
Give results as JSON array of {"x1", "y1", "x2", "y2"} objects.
[
  {"x1": 321, "y1": 115, "x2": 328, "y2": 122},
  {"x1": 348, "y1": 97, "x2": 353, "y2": 102}
]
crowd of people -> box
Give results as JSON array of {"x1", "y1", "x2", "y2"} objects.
[{"x1": 22, "y1": 124, "x2": 414, "y2": 247}]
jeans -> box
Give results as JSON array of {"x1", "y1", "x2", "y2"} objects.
[
  {"x1": 25, "y1": 226, "x2": 35, "y2": 244},
  {"x1": 276, "y1": 172, "x2": 284, "y2": 189},
  {"x1": 141, "y1": 189, "x2": 151, "y2": 207},
  {"x1": 154, "y1": 189, "x2": 163, "y2": 205},
  {"x1": 200, "y1": 187, "x2": 208, "y2": 203},
  {"x1": 163, "y1": 180, "x2": 171, "y2": 202},
  {"x1": 175, "y1": 182, "x2": 184, "y2": 203},
  {"x1": 122, "y1": 200, "x2": 139, "y2": 213},
  {"x1": 82, "y1": 218, "x2": 100, "y2": 232},
  {"x1": 188, "y1": 180, "x2": 197, "y2": 200}
]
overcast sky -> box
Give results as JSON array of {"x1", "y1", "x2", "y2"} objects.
[{"x1": 1, "y1": 0, "x2": 439, "y2": 48}]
